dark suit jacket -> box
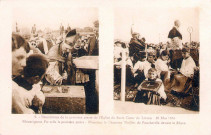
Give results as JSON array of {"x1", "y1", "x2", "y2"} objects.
[
  {"x1": 88, "y1": 36, "x2": 98, "y2": 56},
  {"x1": 168, "y1": 27, "x2": 182, "y2": 40}
]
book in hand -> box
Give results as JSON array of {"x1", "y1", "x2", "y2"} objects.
[{"x1": 137, "y1": 80, "x2": 162, "y2": 93}]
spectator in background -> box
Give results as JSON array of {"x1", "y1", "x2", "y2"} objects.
[
  {"x1": 114, "y1": 41, "x2": 123, "y2": 63},
  {"x1": 87, "y1": 20, "x2": 99, "y2": 55},
  {"x1": 67, "y1": 24, "x2": 71, "y2": 33},
  {"x1": 60, "y1": 23, "x2": 64, "y2": 36},
  {"x1": 31, "y1": 24, "x2": 36, "y2": 35}
]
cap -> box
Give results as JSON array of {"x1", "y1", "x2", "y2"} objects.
[{"x1": 66, "y1": 29, "x2": 77, "y2": 38}]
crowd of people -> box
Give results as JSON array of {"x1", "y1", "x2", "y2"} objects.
[
  {"x1": 12, "y1": 21, "x2": 99, "y2": 114},
  {"x1": 114, "y1": 20, "x2": 199, "y2": 111}
]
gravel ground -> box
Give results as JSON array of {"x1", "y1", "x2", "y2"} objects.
[{"x1": 114, "y1": 100, "x2": 199, "y2": 114}]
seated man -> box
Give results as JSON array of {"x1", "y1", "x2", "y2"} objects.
[
  {"x1": 13, "y1": 54, "x2": 48, "y2": 114},
  {"x1": 170, "y1": 47, "x2": 196, "y2": 93},
  {"x1": 46, "y1": 29, "x2": 79, "y2": 85}
]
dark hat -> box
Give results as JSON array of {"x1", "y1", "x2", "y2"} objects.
[{"x1": 66, "y1": 29, "x2": 77, "y2": 38}]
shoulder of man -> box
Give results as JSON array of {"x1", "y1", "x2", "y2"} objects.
[
  {"x1": 47, "y1": 45, "x2": 59, "y2": 57},
  {"x1": 168, "y1": 27, "x2": 177, "y2": 38}
]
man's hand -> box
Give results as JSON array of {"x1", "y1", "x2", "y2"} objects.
[
  {"x1": 55, "y1": 77, "x2": 63, "y2": 85},
  {"x1": 32, "y1": 91, "x2": 45, "y2": 114}
]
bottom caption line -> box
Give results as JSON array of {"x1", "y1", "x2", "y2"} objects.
[{"x1": 22, "y1": 115, "x2": 186, "y2": 125}]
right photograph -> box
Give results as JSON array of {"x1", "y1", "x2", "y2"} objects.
[{"x1": 113, "y1": 7, "x2": 199, "y2": 114}]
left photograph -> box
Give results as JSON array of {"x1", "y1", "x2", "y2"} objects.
[{"x1": 12, "y1": 7, "x2": 99, "y2": 114}]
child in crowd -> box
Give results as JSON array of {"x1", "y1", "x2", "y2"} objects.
[
  {"x1": 13, "y1": 54, "x2": 48, "y2": 113},
  {"x1": 155, "y1": 50, "x2": 171, "y2": 84},
  {"x1": 159, "y1": 44, "x2": 167, "y2": 55},
  {"x1": 134, "y1": 68, "x2": 167, "y2": 104},
  {"x1": 143, "y1": 52, "x2": 156, "y2": 78},
  {"x1": 133, "y1": 52, "x2": 147, "y2": 85}
]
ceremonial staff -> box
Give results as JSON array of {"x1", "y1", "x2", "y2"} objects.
[{"x1": 187, "y1": 26, "x2": 193, "y2": 43}]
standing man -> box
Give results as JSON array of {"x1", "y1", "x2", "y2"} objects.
[
  {"x1": 31, "y1": 24, "x2": 36, "y2": 35},
  {"x1": 67, "y1": 24, "x2": 71, "y2": 33},
  {"x1": 16, "y1": 22, "x2": 19, "y2": 33},
  {"x1": 87, "y1": 20, "x2": 99, "y2": 56},
  {"x1": 168, "y1": 20, "x2": 183, "y2": 69},
  {"x1": 168, "y1": 20, "x2": 183, "y2": 50},
  {"x1": 60, "y1": 23, "x2": 64, "y2": 36},
  {"x1": 46, "y1": 29, "x2": 78, "y2": 85}
]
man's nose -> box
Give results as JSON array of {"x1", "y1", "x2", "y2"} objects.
[{"x1": 20, "y1": 59, "x2": 26, "y2": 67}]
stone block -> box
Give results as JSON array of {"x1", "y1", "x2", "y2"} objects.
[{"x1": 42, "y1": 85, "x2": 85, "y2": 114}]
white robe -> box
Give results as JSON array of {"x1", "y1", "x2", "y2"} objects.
[
  {"x1": 155, "y1": 58, "x2": 170, "y2": 79},
  {"x1": 12, "y1": 81, "x2": 45, "y2": 114},
  {"x1": 180, "y1": 56, "x2": 196, "y2": 77},
  {"x1": 143, "y1": 61, "x2": 153, "y2": 78},
  {"x1": 12, "y1": 81, "x2": 35, "y2": 114},
  {"x1": 133, "y1": 61, "x2": 144, "y2": 77}
]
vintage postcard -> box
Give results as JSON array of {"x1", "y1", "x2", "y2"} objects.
[
  {"x1": 113, "y1": 7, "x2": 200, "y2": 114},
  {"x1": 0, "y1": 0, "x2": 210, "y2": 135}
]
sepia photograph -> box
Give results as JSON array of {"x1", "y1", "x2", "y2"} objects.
[
  {"x1": 113, "y1": 7, "x2": 199, "y2": 114},
  {"x1": 12, "y1": 7, "x2": 99, "y2": 114}
]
